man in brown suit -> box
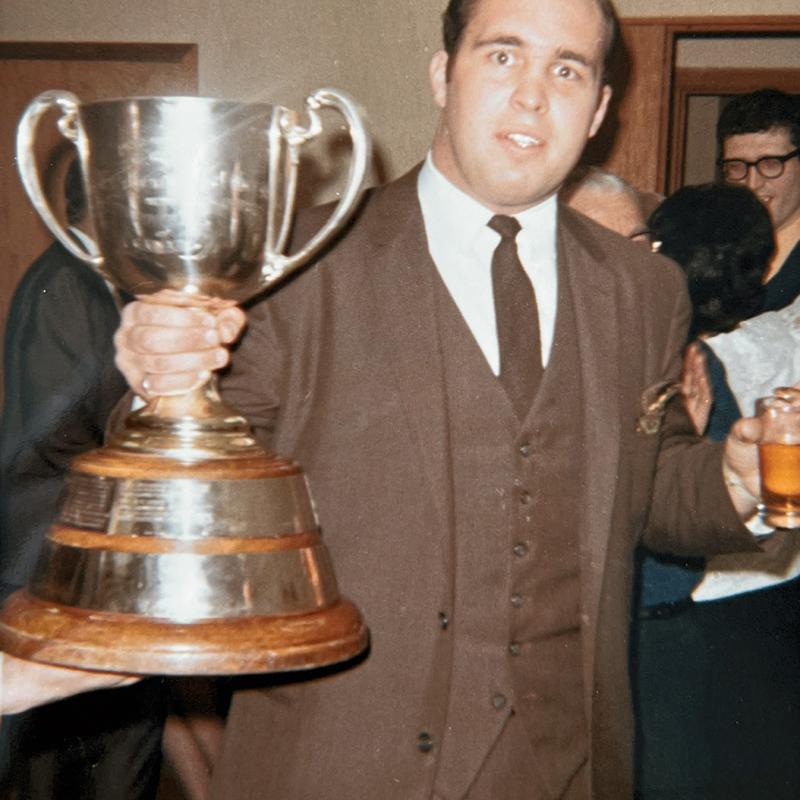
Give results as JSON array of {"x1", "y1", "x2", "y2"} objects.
[{"x1": 11, "y1": 0, "x2": 768, "y2": 797}]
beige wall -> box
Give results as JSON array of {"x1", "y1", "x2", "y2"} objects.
[
  {"x1": 1, "y1": 1, "x2": 796, "y2": 196},
  {"x1": 0, "y1": 0, "x2": 445, "y2": 194},
  {"x1": 677, "y1": 37, "x2": 800, "y2": 68},
  {"x1": 617, "y1": 0, "x2": 799, "y2": 14}
]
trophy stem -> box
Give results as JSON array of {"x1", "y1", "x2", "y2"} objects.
[{"x1": 108, "y1": 374, "x2": 263, "y2": 461}]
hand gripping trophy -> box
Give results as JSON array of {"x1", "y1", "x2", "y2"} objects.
[{"x1": 0, "y1": 90, "x2": 370, "y2": 674}]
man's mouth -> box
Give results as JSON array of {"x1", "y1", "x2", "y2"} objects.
[{"x1": 505, "y1": 132, "x2": 542, "y2": 149}]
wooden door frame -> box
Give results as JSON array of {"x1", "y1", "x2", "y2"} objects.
[{"x1": 0, "y1": 41, "x2": 197, "y2": 68}]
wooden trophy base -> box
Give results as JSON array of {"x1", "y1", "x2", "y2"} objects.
[{"x1": 0, "y1": 591, "x2": 368, "y2": 675}]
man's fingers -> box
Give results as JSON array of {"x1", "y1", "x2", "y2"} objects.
[
  {"x1": 122, "y1": 300, "x2": 216, "y2": 330},
  {"x1": 128, "y1": 299, "x2": 245, "y2": 343},
  {"x1": 730, "y1": 416, "x2": 763, "y2": 445},
  {"x1": 115, "y1": 300, "x2": 244, "y2": 397},
  {"x1": 126, "y1": 323, "x2": 221, "y2": 356},
  {"x1": 217, "y1": 307, "x2": 247, "y2": 344},
  {"x1": 118, "y1": 303, "x2": 244, "y2": 353},
  {"x1": 141, "y1": 370, "x2": 214, "y2": 397},
  {"x1": 116, "y1": 348, "x2": 225, "y2": 398}
]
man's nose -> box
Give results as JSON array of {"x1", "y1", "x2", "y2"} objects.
[
  {"x1": 745, "y1": 166, "x2": 764, "y2": 191},
  {"x1": 511, "y1": 71, "x2": 548, "y2": 113}
]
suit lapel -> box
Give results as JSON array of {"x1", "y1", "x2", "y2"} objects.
[
  {"x1": 362, "y1": 170, "x2": 455, "y2": 541},
  {"x1": 559, "y1": 208, "x2": 622, "y2": 693}
]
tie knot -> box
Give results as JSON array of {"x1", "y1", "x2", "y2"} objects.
[{"x1": 488, "y1": 214, "x2": 521, "y2": 241}]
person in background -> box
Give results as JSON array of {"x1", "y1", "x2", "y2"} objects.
[
  {"x1": 0, "y1": 159, "x2": 168, "y2": 800},
  {"x1": 634, "y1": 183, "x2": 800, "y2": 800},
  {"x1": 718, "y1": 89, "x2": 800, "y2": 313},
  {"x1": 561, "y1": 165, "x2": 651, "y2": 243}
]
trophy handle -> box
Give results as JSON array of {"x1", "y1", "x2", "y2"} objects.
[
  {"x1": 261, "y1": 88, "x2": 370, "y2": 286},
  {"x1": 16, "y1": 90, "x2": 103, "y2": 268}
]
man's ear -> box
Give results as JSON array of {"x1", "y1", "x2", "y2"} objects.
[
  {"x1": 429, "y1": 50, "x2": 449, "y2": 109},
  {"x1": 588, "y1": 84, "x2": 612, "y2": 139}
]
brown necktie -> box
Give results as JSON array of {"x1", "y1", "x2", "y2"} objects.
[{"x1": 488, "y1": 214, "x2": 543, "y2": 419}]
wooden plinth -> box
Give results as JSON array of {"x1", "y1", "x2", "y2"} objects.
[{"x1": 0, "y1": 591, "x2": 368, "y2": 675}]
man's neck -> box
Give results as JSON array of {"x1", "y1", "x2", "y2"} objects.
[{"x1": 768, "y1": 212, "x2": 800, "y2": 281}]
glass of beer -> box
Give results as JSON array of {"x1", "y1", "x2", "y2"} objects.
[{"x1": 757, "y1": 389, "x2": 800, "y2": 529}]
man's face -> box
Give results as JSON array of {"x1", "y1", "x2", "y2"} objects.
[
  {"x1": 722, "y1": 126, "x2": 800, "y2": 234},
  {"x1": 429, "y1": 0, "x2": 611, "y2": 214}
]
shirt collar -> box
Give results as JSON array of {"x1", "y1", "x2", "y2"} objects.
[{"x1": 417, "y1": 152, "x2": 558, "y2": 247}]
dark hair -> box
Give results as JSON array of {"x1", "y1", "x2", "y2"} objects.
[
  {"x1": 441, "y1": 0, "x2": 619, "y2": 83},
  {"x1": 648, "y1": 183, "x2": 774, "y2": 339},
  {"x1": 717, "y1": 89, "x2": 800, "y2": 150}
]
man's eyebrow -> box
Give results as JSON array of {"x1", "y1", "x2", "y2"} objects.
[
  {"x1": 555, "y1": 48, "x2": 593, "y2": 68},
  {"x1": 473, "y1": 35, "x2": 523, "y2": 49}
]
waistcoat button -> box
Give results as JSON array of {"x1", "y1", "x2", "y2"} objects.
[
  {"x1": 519, "y1": 443, "x2": 532, "y2": 457},
  {"x1": 492, "y1": 693, "x2": 507, "y2": 710},
  {"x1": 512, "y1": 542, "x2": 529, "y2": 557},
  {"x1": 519, "y1": 490, "x2": 531, "y2": 505},
  {"x1": 417, "y1": 731, "x2": 433, "y2": 753},
  {"x1": 509, "y1": 641, "x2": 522, "y2": 656},
  {"x1": 438, "y1": 611, "x2": 449, "y2": 630},
  {"x1": 510, "y1": 593, "x2": 523, "y2": 608}
]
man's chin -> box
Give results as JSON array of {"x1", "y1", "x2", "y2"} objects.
[{"x1": 481, "y1": 181, "x2": 560, "y2": 214}]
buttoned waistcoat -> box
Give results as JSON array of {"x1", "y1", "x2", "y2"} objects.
[
  {"x1": 430, "y1": 234, "x2": 586, "y2": 800},
  {"x1": 212, "y1": 167, "x2": 757, "y2": 800}
]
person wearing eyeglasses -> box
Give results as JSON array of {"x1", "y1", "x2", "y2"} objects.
[{"x1": 718, "y1": 89, "x2": 800, "y2": 313}]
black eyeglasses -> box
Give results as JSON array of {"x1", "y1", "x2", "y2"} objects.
[{"x1": 719, "y1": 147, "x2": 800, "y2": 182}]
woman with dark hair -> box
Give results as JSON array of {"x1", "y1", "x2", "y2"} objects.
[
  {"x1": 649, "y1": 183, "x2": 771, "y2": 340},
  {"x1": 633, "y1": 183, "x2": 800, "y2": 800}
]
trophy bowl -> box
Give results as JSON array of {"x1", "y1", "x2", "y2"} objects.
[{"x1": 0, "y1": 91, "x2": 370, "y2": 675}]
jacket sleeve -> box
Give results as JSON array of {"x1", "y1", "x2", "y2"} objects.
[
  {"x1": 0, "y1": 247, "x2": 126, "y2": 600},
  {"x1": 642, "y1": 280, "x2": 760, "y2": 557}
]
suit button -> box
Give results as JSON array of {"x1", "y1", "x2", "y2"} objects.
[
  {"x1": 519, "y1": 490, "x2": 531, "y2": 505},
  {"x1": 519, "y1": 443, "x2": 532, "y2": 457},
  {"x1": 510, "y1": 593, "x2": 523, "y2": 608},
  {"x1": 417, "y1": 731, "x2": 433, "y2": 753},
  {"x1": 438, "y1": 611, "x2": 449, "y2": 630},
  {"x1": 492, "y1": 693, "x2": 507, "y2": 710},
  {"x1": 512, "y1": 542, "x2": 528, "y2": 557},
  {"x1": 509, "y1": 641, "x2": 521, "y2": 656}
]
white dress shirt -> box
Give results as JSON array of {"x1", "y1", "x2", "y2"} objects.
[{"x1": 417, "y1": 154, "x2": 558, "y2": 375}]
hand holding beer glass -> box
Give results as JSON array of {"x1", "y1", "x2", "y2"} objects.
[{"x1": 757, "y1": 388, "x2": 800, "y2": 529}]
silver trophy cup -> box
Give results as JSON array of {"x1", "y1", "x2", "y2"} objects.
[{"x1": 0, "y1": 91, "x2": 370, "y2": 674}]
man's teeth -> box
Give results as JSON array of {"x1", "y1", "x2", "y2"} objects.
[{"x1": 507, "y1": 133, "x2": 539, "y2": 148}]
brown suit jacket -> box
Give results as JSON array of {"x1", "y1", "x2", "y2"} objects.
[{"x1": 212, "y1": 167, "x2": 758, "y2": 799}]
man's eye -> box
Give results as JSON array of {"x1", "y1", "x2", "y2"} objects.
[
  {"x1": 554, "y1": 64, "x2": 578, "y2": 80},
  {"x1": 490, "y1": 50, "x2": 515, "y2": 66}
]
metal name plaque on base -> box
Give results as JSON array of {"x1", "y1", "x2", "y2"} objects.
[{"x1": 0, "y1": 91, "x2": 370, "y2": 674}]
